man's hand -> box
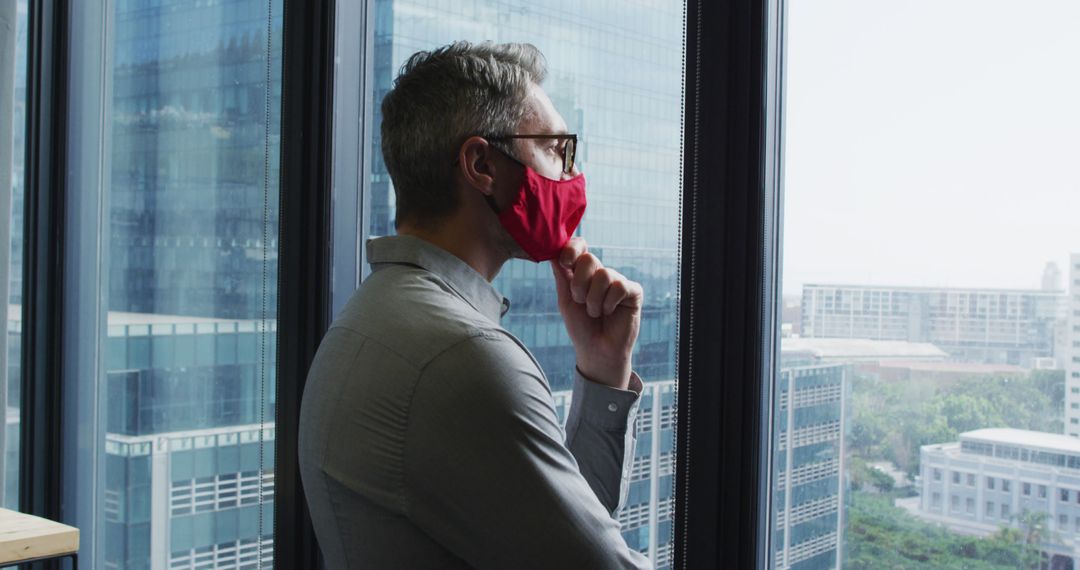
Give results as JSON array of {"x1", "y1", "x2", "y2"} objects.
[{"x1": 550, "y1": 237, "x2": 643, "y2": 391}]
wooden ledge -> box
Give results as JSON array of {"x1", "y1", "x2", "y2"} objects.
[{"x1": 0, "y1": 508, "x2": 79, "y2": 564}]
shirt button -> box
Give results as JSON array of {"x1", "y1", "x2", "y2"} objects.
[{"x1": 607, "y1": 402, "x2": 618, "y2": 413}]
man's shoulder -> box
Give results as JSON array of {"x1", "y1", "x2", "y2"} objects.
[{"x1": 331, "y1": 264, "x2": 505, "y2": 369}]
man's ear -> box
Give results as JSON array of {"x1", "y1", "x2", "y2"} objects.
[{"x1": 457, "y1": 136, "x2": 499, "y2": 197}]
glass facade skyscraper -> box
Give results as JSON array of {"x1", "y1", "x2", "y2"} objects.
[
  {"x1": 101, "y1": 1, "x2": 282, "y2": 568},
  {"x1": 772, "y1": 364, "x2": 846, "y2": 570}
]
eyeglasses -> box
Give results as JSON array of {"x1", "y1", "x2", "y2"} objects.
[{"x1": 487, "y1": 133, "x2": 578, "y2": 175}]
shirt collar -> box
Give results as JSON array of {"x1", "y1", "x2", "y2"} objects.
[{"x1": 366, "y1": 234, "x2": 510, "y2": 324}]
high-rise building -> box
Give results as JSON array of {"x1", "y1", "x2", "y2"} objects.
[
  {"x1": 1064, "y1": 254, "x2": 1080, "y2": 436},
  {"x1": 103, "y1": 2, "x2": 283, "y2": 568},
  {"x1": 772, "y1": 363, "x2": 847, "y2": 570},
  {"x1": 912, "y1": 428, "x2": 1080, "y2": 568},
  {"x1": 801, "y1": 284, "x2": 1066, "y2": 367}
]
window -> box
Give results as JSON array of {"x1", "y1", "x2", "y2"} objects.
[
  {"x1": 985, "y1": 501, "x2": 993, "y2": 518},
  {"x1": 0, "y1": 0, "x2": 27, "y2": 511},
  {"x1": 359, "y1": 1, "x2": 686, "y2": 565},
  {"x1": 1061, "y1": 489, "x2": 1070, "y2": 502},
  {"x1": 1060, "y1": 514, "x2": 1069, "y2": 529},
  {"x1": 772, "y1": 0, "x2": 1080, "y2": 566},
  {"x1": 933, "y1": 468, "x2": 942, "y2": 481},
  {"x1": 932, "y1": 492, "x2": 941, "y2": 507},
  {"x1": 65, "y1": 2, "x2": 282, "y2": 567}
]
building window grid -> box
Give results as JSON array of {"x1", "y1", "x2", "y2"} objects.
[
  {"x1": 170, "y1": 470, "x2": 275, "y2": 517},
  {"x1": 778, "y1": 420, "x2": 842, "y2": 450},
  {"x1": 168, "y1": 537, "x2": 273, "y2": 570},
  {"x1": 781, "y1": 531, "x2": 839, "y2": 568},
  {"x1": 775, "y1": 494, "x2": 839, "y2": 527},
  {"x1": 776, "y1": 458, "x2": 840, "y2": 488},
  {"x1": 780, "y1": 384, "x2": 842, "y2": 411}
]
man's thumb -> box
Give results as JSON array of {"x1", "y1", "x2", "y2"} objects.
[{"x1": 550, "y1": 260, "x2": 572, "y2": 307}]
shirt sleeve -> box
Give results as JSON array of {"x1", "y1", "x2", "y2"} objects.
[
  {"x1": 404, "y1": 333, "x2": 652, "y2": 570},
  {"x1": 565, "y1": 368, "x2": 643, "y2": 515}
]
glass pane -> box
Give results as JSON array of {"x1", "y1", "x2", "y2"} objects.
[
  {"x1": 773, "y1": 1, "x2": 1080, "y2": 568},
  {"x1": 69, "y1": 1, "x2": 282, "y2": 568},
  {"x1": 367, "y1": 2, "x2": 684, "y2": 566},
  {"x1": 1, "y1": 0, "x2": 28, "y2": 511}
]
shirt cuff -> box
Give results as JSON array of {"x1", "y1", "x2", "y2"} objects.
[{"x1": 569, "y1": 368, "x2": 643, "y2": 431}]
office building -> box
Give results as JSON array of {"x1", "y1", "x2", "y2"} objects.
[
  {"x1": 1065, "y1": 254, "x2": 1080, "y2": 436},
  {"x1": 772, "y1": 363, "x2": 847, "y2": 570},
  {"x1": 801, "y1": 284, "x2": 1067, "y2": 367},
  {"x1": 912, "y1": 428, "x2": 1080, "y2": 568}
]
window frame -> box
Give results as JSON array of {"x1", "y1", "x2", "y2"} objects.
[
  {"x1": 274, "y1": 0, "x2": 337, "y2": 568},
  {"x1": 16, "y1": 0, "x2": 789, "y2": 567},
  {"x1": 20, "y1": 0, "x2": 69, "y2": 537},
  {"x1": 674, "y1": 0, "x2": 785, "y2": 566}
]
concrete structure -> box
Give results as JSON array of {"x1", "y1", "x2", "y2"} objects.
[
  {"x1": 780, "y1": 337, "x2": 947, "y2": 368},
  {"x1": 801, "y1": 284, "x2": 1067, "y2": 367},
  {"x1": 772, "y1": 364, "x2": 847, "y2": 570},
  {"x1": 913, "y1": 428, "x2": 1080, "y2": 568},
  {"x1": 1066, "y1": 255, "x2": 1080, "y2": 437}
]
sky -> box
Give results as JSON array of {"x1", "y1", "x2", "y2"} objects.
[{"x1": 781, "y1": 0, "x2": 1080, "y2": 295}]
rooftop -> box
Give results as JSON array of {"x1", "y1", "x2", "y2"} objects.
[
  {"x1": 873, "y1": 361, "x2": 1027, "y2": 375},
  {"x1": 780, "y1": 337, "x2": 948, "y2": 361},
  {"x1": 803, "y1": 283, "x2": 1065, "y2": 296},
  {"x1": 961, "y1": 428, "x2": 1080, "y2": 455}
]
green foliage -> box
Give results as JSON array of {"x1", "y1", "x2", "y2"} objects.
[
  {"x1": 843, "y1": 369, "x2": 1067, "y2": 568},
  {"x1": 844, "y1": 492, "x2": 1039, "y2": 569},
  {"x1": 850, "y1": 372, "x2": 1060, "y2": 475}
]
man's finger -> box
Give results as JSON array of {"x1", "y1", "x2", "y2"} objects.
[
  {"x1": 550, "y1": 259, "x2": 573, "y2": 307},
  {"x1": 585, "y1": 268, "x2": 614, "y2": 318},
  {"x1": 570, "y1": 252, "x2": 601, "y2": 303},
  {"x1": 558, "y1": 236, "x2": 588, "y2": 268},
  {"x1": 602, "y1": 280, "x2": 629, "y2": 315}
]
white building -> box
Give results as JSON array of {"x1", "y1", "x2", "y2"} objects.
[
  {"x1": 912, "y1": 428, "x2": 1080, "y2": 567},
  {"x1": 801, "y1": 284, "x2": 1066, "y2": 367},
  {"x1": 1066, "y1": 254, "x2": 1080, "y2": 436}
]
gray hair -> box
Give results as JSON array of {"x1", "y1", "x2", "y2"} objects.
[{"x1": 380, "y1": 41, "x2": 547, "y2": 228}]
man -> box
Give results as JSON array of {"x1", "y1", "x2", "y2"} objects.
[{"x1": 298, "y1": 41, "x2": 652, "y2": 569}]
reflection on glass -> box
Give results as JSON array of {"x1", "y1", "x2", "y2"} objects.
[
  {"x1": 370, "y1": 1, "x2": 684, "y2": 565},
  {"x1": 1, "y1": 0, "x2": 27, "y2": 512},
  {"x1": 102, "y1": 1, "x2": 282, "y2": 568},
  {"x1": 773, "y1": 1, "x2": 1080, "y2": 568}
]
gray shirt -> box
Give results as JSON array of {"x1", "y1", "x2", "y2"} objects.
[{"x1": 298, "y1": 234, "x2": 652, "y2": 569}]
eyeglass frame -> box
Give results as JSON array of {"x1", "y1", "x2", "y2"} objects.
[{"x1": 484, "y1": 133, "x2": 579, "y2": 175}]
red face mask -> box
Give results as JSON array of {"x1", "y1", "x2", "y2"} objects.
[{"x1": 486, "y1": 164, "x2": 587, "y2": 262}]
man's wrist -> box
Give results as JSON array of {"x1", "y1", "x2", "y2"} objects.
[{"x1": 576, "y1": 360, "x2": 632, "y2": 391}]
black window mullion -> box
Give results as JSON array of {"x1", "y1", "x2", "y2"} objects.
[
  {"x1": 674, "y1": 0, "x2": 777, "y2": 567},
  {"x1": 275, "y1": 0, "x2": 336, "y2": 568},
  {"x1": 20, "y1": 0, "x2": 70, "y2": 539}
]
